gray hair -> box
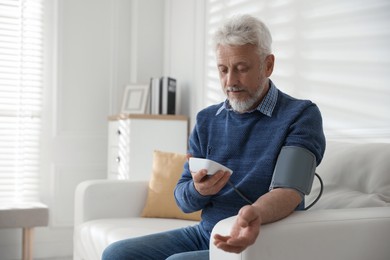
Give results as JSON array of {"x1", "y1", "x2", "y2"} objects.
[{"x1": 212, "y1": 14, "x2": 272, "y2": 57}]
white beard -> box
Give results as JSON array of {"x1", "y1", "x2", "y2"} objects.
[{"x1": 227, "y1": 84, "x2": 265, "y2": 113}]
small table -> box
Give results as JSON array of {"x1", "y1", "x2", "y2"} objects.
[{"x1": 0, "y1": 202, "x2": 49, "y2": 260}]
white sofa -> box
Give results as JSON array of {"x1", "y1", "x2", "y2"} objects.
[{"x1": 74, "y1": 141, "x2": 390, "y2": 260}]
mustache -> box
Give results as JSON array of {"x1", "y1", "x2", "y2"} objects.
[{"x1": 226, "y1": 86, "x2": 244, "y2": 92}]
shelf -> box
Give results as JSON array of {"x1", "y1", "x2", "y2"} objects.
[{"x1": 108, "y1": 114, "x2": 188, "y2": 121}]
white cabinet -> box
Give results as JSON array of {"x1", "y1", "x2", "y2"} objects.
[{"x1": 107, "y1": 114, "x2": 188, "y2": 180}]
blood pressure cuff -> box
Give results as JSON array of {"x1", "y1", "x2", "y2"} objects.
[{"x1": 269, "y1": 146, "x2": 316, "y2": 195}]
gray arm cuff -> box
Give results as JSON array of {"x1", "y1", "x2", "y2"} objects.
[{"x1": 269, "y1": 146, "x2": 316, "y2": 195}]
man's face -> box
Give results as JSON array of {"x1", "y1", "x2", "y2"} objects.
[{"x1": 216, "y1": 44, "x2": 273, "y2": 113}]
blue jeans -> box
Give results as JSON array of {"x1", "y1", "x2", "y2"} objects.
[{"x1": 102, "y1": 225, "x2": 210, "y2": 260}]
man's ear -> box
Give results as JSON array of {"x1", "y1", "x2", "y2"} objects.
[{"x1": 265, "y1": 54, "x2": 275, "y2": 77}]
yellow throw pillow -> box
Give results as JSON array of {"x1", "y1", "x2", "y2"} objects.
[{"x1": 141, "y1": 150, "x2": 201, "y2": 221}]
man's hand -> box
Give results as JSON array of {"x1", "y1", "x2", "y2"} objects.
[
  {"x1": 213, "y1": 205, "x2": 262, "y2": 253},
  {"x1": 187, "y1": 154, "x2": 231, "y2": 196},
  {"x1": 191, "y1": 169, "x2": 231, "y2": 196},
  {"x1": 213, "y1": 188, "x2": 302, "y2": 254}
]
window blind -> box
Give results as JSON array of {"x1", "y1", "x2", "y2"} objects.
[
  {"x1": 0, "y1": 0, "x2": 44, "y2": 203},
  {"x1": 204, "y1": 0, "x2": 390, "y2": 140}
]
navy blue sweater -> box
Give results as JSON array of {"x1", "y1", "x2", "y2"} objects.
[{"x1": 174, "y1": 84, "x2": 326, "y2": 240}]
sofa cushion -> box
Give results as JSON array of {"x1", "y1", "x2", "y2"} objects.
[
  {"x1": 141, "y1": 150, "x2": 202, "y2": 221},
  {"x1": 308, "y1": 142, "x2": 390, "y2": 209},
  {"x1": 75, "y1": 218, "x2": 199, "y2": 260}
]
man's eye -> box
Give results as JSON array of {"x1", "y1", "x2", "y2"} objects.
[
  {"x1": 219, "y1": 68, "x2": 228, "y2": 74},
  {"x1": 238, "y1": 67, "x2": 248, "y2": 72}
]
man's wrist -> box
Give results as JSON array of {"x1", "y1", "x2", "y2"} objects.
[{"x1": 250, "y1": 204, "x2": 264, "y2": 225}]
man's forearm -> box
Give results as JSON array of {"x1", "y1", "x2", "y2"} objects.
[{"x1": 253, "y1": 188, "x2": 302, "y2": 225}]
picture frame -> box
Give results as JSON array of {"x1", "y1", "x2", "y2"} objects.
[{"x1": 121, "y1": 84, "x2": 149, "y2": 114}]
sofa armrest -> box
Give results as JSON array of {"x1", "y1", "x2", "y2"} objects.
[
  {"x1": 210, "y1": 207, "x2": 390, "y2": 260},
  {"x1": 74, "y1": 179, "x2": 148, "y2": 226}
]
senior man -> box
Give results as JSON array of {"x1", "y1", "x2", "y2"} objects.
[{"x1": 102, "y1": 14, "x2": 325, "y2": 260}]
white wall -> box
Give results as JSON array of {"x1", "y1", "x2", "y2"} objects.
[{"x1": 164, "y1": 0, "x2": 204, "y2": 122}]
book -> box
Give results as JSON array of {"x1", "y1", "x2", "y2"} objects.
[
  {"x1": 149, "y1": 76, "x2": 177, "y2": 115},
  {"x1": 149, "y1": 77, "x2": 161, "y2": 115},
  {"x1": 161, "y1": 77, "x2": 177, "y2": 115}
]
